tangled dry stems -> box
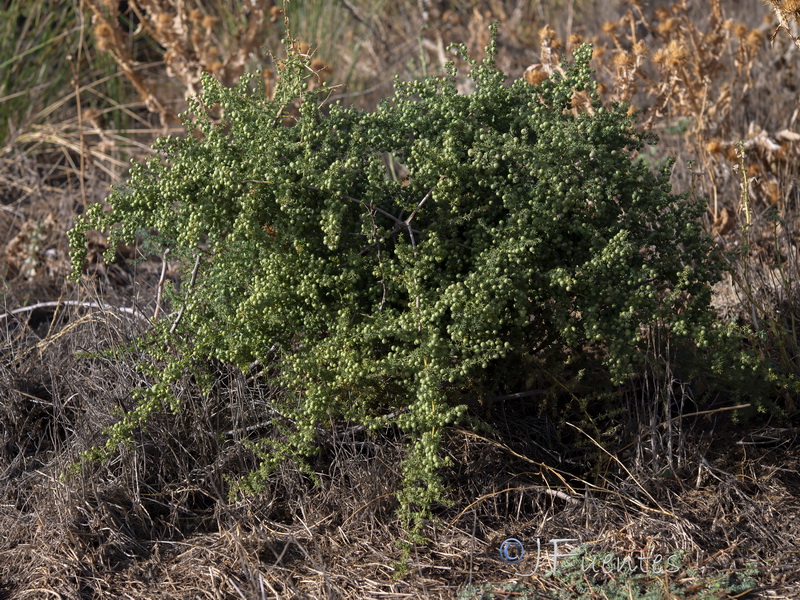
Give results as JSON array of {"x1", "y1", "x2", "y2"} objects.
[{"x1": 2, "y1": 303, "x2": 798, "y2": 597}]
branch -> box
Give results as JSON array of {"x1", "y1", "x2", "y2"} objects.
[
  {"x1": 357, "y1": 178, "x2": 444, "y2": 255},
  {"x1": 169, "y1": 252, "x2": 202, "y2": 335},
  {"x1": 152, "y1": 248, "x2": 170, "y2": 322},
  {"x1": 240, "y1": 179, "x2": 422, "y2": 235},
  {"x1": 0, "y1": 300, "x2": 150, "y2": 324},
  {"x1": 403, "y1": 180, "x2": 438, "y2": 226}
]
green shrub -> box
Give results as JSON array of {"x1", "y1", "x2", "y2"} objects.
[{"x1": 69, "y1": 26, "x2": 723, "y2": 533}]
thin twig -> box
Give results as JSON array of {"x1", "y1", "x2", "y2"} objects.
[
  {"x1": 0, "y1": 300, "x2": 150, "y2": 330},
  {"x1": 0, "y1": 204, "x2": 25, "y2": 219},
  {"x1": 403, "y1": 181, "x2": 437, "y2": 226},
  {"x1": 381, "y1": 176, "x2": 443, "y2": 246},
  {"x1": 365, "y1": 199, "x2": 389, "y2": 311},
  {"x1": 240, "y1": 180, "x2": 421, "y2": 234},
  {"x1": 490, "y1": 389, "x2": 548, "y2": 402},
  {"x1": 169, "y1": 252, "x2": 202, "y2": 335},
  {"x1": 0, "y1": 300, "x2": 150, "y2": 323},
  {"x1": 153, "y1": 248, "x2": 170, "y2": 322},
  {"x1": 658, "y1": 403, "x2": 751, "y2": 429},
  {"x1": 70, "y1": 8, "x2": 88, "y2": 214},
  {"x1": 448, "y1": 484, "x2": 581, "y2": 527},
  {"x1": 566, "y1": 422, "x2": 679, "y2": 519}
]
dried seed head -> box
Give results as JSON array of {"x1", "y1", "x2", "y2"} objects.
[
  {"x1": 657, "y1": 17, "x2": 680, "y2": 36},
  {"x1": 592, "y1": 43, "x2": 607, "y2": 60},
  {"x1": 653, "y1": 47, "x2": 668, "y2": 67},
  {"x1": 310, "y1": 59, "x2": 332, "y2": 79},
  {"x1": 293, "y1": 41, "x2": 311, "y2": 56},
  {"x1": 632, "y1": 40, "x2": 648, "y2": 58},
  {"x1": 524, "y1": 65, "x2": 548, "y2": 86},
  {"x1": 189, "y1": 9, "x2": 203, "y2": 23},
  {"x1": 568, "y1": 33, "x2": 583, "y2": 46},
  {"x1": 539, "y1": 25, "x2": 560, "y2": 49},
  {"x1": 613, "y1": 51, "x2": 633, "y2": 71},
  {"x1": 602, "y1": 21, "x2": 618, "y2": 34},
  {"x1": 745, "y1": 29, "x2": 763, "y2": 51},
  {"x1": 783, "y1": 0, "x2": 800, "y2": 13},
  {"x1": 665, "y1": 39, "x2": 689, "y2": 67},
  {"x1": 705, "y1": 139, "x2": 723, "y2": 155}
]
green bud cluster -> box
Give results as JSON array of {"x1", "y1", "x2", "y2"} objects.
[{"x1": 69, "y1": 26, "x2": 722, "y2": 533}]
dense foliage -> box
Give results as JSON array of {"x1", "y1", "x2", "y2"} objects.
[{"x1": 70, "y1": 27, "x2": 723, "y2": 532}]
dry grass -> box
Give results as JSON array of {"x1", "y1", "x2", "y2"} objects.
[
  {"x1": 2, "y1": 0, "x2": 800, "y2": 598},
  {"x1": 2, "y1": 309, "x2": 798, "y2": 597}
]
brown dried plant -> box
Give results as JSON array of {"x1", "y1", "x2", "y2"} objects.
[
  {"x1": 763, "y1": 0, "x2": 800, "y2": 48},
  {"x1": 523, "y1": 0, "x2": 798, "y2": 224},
  {"x1": 85, "y1": 0, "x2": 277, "y2": 127},
  {"x1": 87, "y1": 1, "x2": 172, "y2": 127}
]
